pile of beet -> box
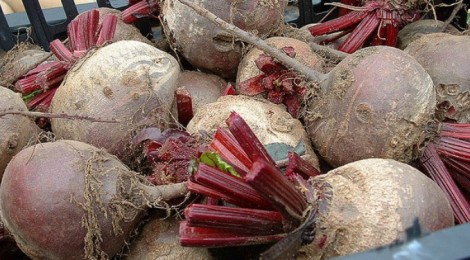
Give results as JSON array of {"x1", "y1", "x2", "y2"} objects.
[{"x1": 1, "y1": 0, "x2": 469, "y2": 259}]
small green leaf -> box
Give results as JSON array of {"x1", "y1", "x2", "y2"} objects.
[
  {"x1": 467, "y1": 10, "x2": 470, "y2": 26},
  {"x1": 264, "y1": 141, "x2": 305, "y2": 161},
  {"x1": 200, "y1": 151, "x2": 240, "y2": 177},
  {"x1": 22, "y1": 89, "x2": 42, "y2": 103}
]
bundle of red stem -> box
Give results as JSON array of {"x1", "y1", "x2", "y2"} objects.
[
  {"x1": 237, "y1": 47, "x2": 307, "y2": 118},
  {"x1": 420, "y1": 122, "x2": 470, "y2": 224},
  {"x1": 122, "y1": 0, "x2": 160, "y2": 24},
  {"x1": 308, "y1": 0, "x2": 422, "y2": 53},
  {"x1": 14, "y1": 10, "x2": 117, "y2": 116},
  {"x1": 180, "y1": 112, "x2": 321, "y2": 247}
]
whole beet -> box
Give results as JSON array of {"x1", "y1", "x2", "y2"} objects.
[
  {"x1": 298, "y1": 158, "x2": 454, "y2": 259},
  {"x1": 0, "y1": 140, "x2": 186, "y2": 260},
  {"x1": 50, "y1": 40, "x2": 180, "y2": 164},
  {"x1": 236, "y1": 36, "x2": 325, "y2": 85},
  {"x1": 162, "y1": 0, "x2": 288, "y2": 79},
  {"x1": 404, "y1": 33, "x2": 470, "y2": 123},
  {"x1": 171, "y1": 70, "x2": 227, "y2": 119},
  {"x1": 304, "y1": 46, "x2": 436, "y2": 167},
  {"x1": 125, "y1": 217, "x2": 212, "y2": 259},
  {"x1": 0, "y1": 87, "x2": 39, "y2": 179},
  {"x1": 187, "y1": 95, "x2": 320, "y2": 169},
  {"x1": 0, "y1": 44, "x2": 54, "y2": 87},
  {"x1": 397, "y1": 19, "x2": 460, "y2": 50}
]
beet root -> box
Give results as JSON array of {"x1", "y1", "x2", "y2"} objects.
[
  {"x1": 76, "y1": 7, "x2": 154, "y2": 45},
  {"x1": 397, "y1": 19, "x2": 461, "y2": 50},
  {"x1": 298, "y1": 158, "x2": 454, "y2": 259},
  {"x1": 0, "y1": 87, "x2": 40, "y2": 179},
  {"x1": 404, "y1": 33, "x2": 470, "y2": 123},
  {"x1": 304, "y1": 46, "x2": 436, "y2": 168},
  {"x1": 171, "y1": 70, "x2": 227, "y2": 125},
  {"x1": 0, "y1": 140, "x2": 187, "y2": 260},
  {"x1": 125, "y1": 217, "x2": 212, "y2": 259},
  {"x1": 186, "y1": 95, "x2": 320, "y2": 169},
  {"x1": 236, "y1": 36, "x2": 325, "y2": 85},
  {"x1": 0, "y1": 43, "x2": 54, "y2": 88},
  {"x1": 50, "y1": 40, "x2": 180, "y2": 164},
  {"x1": 162, "y1": 0, "x2": 288, "y2": 79}
]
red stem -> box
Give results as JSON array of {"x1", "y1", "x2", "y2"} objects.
[
  {"x1": 85, "y1": 9, "x2": 99, "y2": 48},
  {"x1": 122, "y1": 0, "x2": 160, "y2": 24},
  {"x1": 222, "y1": 82, "x2": 237, "y2": 95},
  {"x1": 420, "y1": 143, "x2": 470, "y2": 223},
  {"x1": 179, "y1": 221, "x2": 286, "y2": 247},
  {"x1": 184, "y1": 204, "x2": 285, "y2": 235},
  {"x1": 96, "y1": 14, "x2": 118, "y2": 46},
  {"x1": 308, "y1": 10, "x2": 369, "y2": 36},
  {"x1": 175, "y1": 87, "x2": 194, "y2": 127},
  {"x1": 191, "y1": 164, "x2": 273, "y2": 209},
  {"x1": 434, "y1": 136, "x2": 470, "y2": 162},
  {"x1": 27, "y1": 88, "x2": 58, "y2": 111},
  {"x1": 384, "y1": 23, "x2": 399, "y2": 47},
  {"x1": 338, "y1": 11, "x2": 381, "y2": 53},
  {"x1": 49, "y1": 39, "x2": 73, "y2": 63},
  {"x1": 226, "y1": 112, "x2": 277, "y2": 166},
  {"x1": 285, "y1": 152, "x2": 322, "y2": 180},
  {"x1": 439, "y1": 123, "x2": 470, "y2": 139},
  {"x1": 14, "y1": 61, "x2": 67, "y2": 94},
  {"x1": 245, "y1": 159, "x2": 307, "y2": 227},
  {"x1": 210, "y1": 127, "x2": 252, "y2": 174}
]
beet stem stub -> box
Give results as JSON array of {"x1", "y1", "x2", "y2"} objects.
[
  {"x1": 226, "y1": 111, "x2": 277, "y2": 166},
  {"x1": 179, "y1": 221, "x2": 286, "y2": 247},
  {"x1": 285, "y1": 152, "x2": 322, "y2": 180},
  {"x1": 191, "y1": 164, "x2": 273, "y2": 209},
  {"x1": 122, "y1": 0, "x2": 160, "y2": 24},
  {"x1": 420, "y1": 143, "x2": 470, "y2": 223},
  {"x1": 308, "y1": 10, "x2": 368, "y2": 36},
  {"x1": 96, "y1": 14, "x2": 118, "y2": 46},
  {"x1": 210, "y1": 127, "x2": 252, "y2": 174},
  {"x1": 175, "y1": 87, "x2": 194, "y2": 127},
  {"x1": 338, "y1": 11, "x2": 381, "y2": 53},
  {"x1": 245, "y1": 159, "x2": 307, "y2": 227},
  {"x1": 184, "y1": 204, "x2": 284, "y2": 235}
]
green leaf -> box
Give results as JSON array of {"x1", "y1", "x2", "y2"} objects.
[
  {"x1": 264, "y1": 141, "x2": 305, "y2": 162},
  {"x1": 467, "y1": 10, "x2": 470, "y2": 26},
  {"x1": 200, "y1": 151, "x2": 240, "y2": 178},
  {"x1": 22, "y1": 89, "x2": 42, "y2": 103}
]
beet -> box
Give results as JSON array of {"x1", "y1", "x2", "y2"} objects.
[
  {"x1": 171, "y1": 70, "x2": 227, "y2": 124},
  {"x1": 297, "y1": 158, "x2": 453, "y2": 259},
  {"x1": 75, "y1": 7, "x2": 154, "y2": 45},
  {"x1": 304, "y1": 46, "x2": 436, "y2": 167},
  {"x1": 0, "y1": 43, "x2": 54, "y2": 88},
  {"x1": 50, "y1": 40, "x2": 180, "y2": 164},
  {"x1": 0, "y1": 140, "x2": 187, "y2": 259},
  {"x1": 125, "y1": 217, "x2": 212, "y2": 259},
  {"x1": 404, "y1": 33, "x2": 470, "y2": 123},
  {"x1": 397, "y1": 19, "x2": 461, "y2": 50},
  {"x1": 187, "y1": 95, "x2": 320, "y2": 170},
  {"x1": 0, "y1": 87, "x2": 40, "y2": 179},
  {"x1": 236, "y1": 36, "x2": 325, "y2": 85},
  {"x1": 161, "y1": 0, "x2": 288, "y2": 79}
]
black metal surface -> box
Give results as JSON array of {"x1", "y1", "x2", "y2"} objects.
[
  {"x1": 0, "y1": 5, "x2": 15, "y2": 51},
  {"x1": 288, "y1": 0, "x2": 339, "y2": 27},
  {"x1": 0, "y1": 0, "x2": 128, "y2": 52}
]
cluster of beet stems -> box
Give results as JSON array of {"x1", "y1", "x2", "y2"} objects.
[
  {"x1": 179, "y1": 112, "x2": 321, "y2": 249},
  {"x1": 307, "y1": 0, "x2": 421, "y2": 53},
  {"x1": 421, "y1": 123, "x2": 470, "y2": 223},
  {"x1": 13, "y1": 9, "x2": 117, "y2": 126}
]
